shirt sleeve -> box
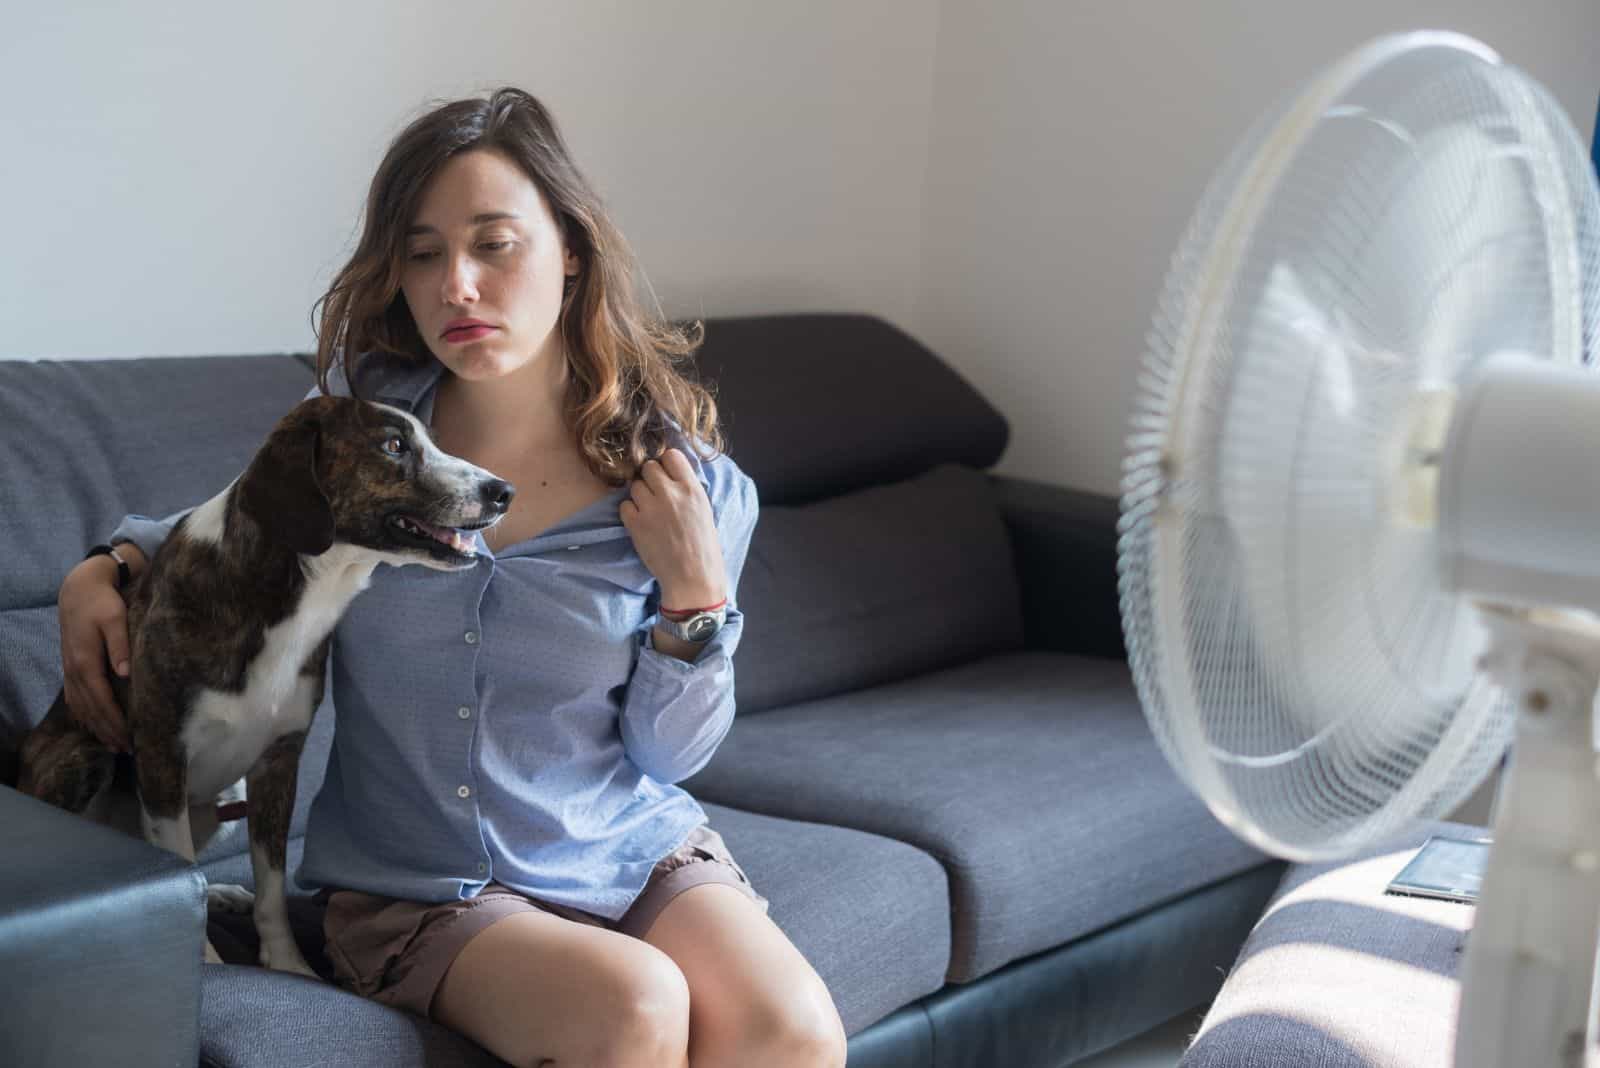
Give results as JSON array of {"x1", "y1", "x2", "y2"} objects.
[
  {"x1": 618, "y1": 456, "x2": 759, "y2": 785},
  {"x1": 108, "y1": 383, "x2": 326, "y2": 561}
]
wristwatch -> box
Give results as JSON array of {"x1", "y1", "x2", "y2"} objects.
[
  {"x1": 85, "y1": 543, "x2": 132, "y2": 590},
  {"x1": 656, "y1": 605, "x2": 727, "y2": 643}
]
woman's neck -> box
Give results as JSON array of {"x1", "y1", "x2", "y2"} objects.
[{"x1": 431, "y1": 349, "x2": 571, "y2": 462}]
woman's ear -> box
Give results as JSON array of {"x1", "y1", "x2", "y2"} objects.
[{"x1": 236, "y1": 403, "x2": 335, "y2": 556}]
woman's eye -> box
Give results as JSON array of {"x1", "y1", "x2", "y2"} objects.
[
  {"x1": 407, "y1": 249, "x2": 438, "y2": 262},
  {"x1": 481, "y1": 240, "x2": 512, "y2": 252},
  {"x1": 382, "y1": 436, "x2": 408, "y2": 456}
]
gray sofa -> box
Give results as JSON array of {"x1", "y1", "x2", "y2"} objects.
[{"x1": 0, "y1": 314, "x2": 1283, "y2": 1068}]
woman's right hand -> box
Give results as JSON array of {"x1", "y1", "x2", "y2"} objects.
[{"x1": 58, "y1": 554, "x2": 134, "y2": 753}]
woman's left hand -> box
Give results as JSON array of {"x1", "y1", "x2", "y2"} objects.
[{"x1": 620, "y1": 448, "x2": 728, "y2": 610}]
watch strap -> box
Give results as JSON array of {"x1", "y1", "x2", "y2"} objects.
[{"x1": 85, "y1": 544, "x2": 131, "y2": 590}]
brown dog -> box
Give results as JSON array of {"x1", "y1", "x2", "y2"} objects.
[{"x1": 5, "y1": 395, "x2": 512, "y2": 974}]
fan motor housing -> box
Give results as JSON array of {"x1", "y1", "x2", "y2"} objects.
[{"x1": 1439, "y1": 353, "x2": 1600, "y2": 612}]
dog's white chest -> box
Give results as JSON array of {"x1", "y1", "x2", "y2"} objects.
[
  {"x1": 183, "y1": 676, "x2": 318, "y2": 802},
  {"x1": 179, "y1": 550, "x2": 374, "y2": 801}
]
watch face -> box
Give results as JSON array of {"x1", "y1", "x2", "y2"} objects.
[{"x1": 686, "y1": 614, "x2": 719, "y2": 641}]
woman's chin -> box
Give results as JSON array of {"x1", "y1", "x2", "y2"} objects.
[{"x1": 438, "y1": 345, "x2": 525, "y2": 382}]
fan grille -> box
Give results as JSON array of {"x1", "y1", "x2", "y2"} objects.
[{"x1": 1119, "y1": 36, "x2": 1600, "y2": 859}]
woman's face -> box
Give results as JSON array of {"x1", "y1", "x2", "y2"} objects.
[{"x1": 399, "y1": 148, "x2": 578, "y2": 383}]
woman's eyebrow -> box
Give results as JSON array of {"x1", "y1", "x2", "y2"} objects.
[{"x1": 406, "y1": 211, "x2": 523, "y2": 237}]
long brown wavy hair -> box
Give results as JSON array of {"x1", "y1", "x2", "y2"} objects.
[{"x1": 311, "y1": 88, "x2": 720, "y2": 484}]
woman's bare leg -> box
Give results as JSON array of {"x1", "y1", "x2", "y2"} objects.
[{"x1": 431, "y1": 909, "x2": 691, "y2": 1068}]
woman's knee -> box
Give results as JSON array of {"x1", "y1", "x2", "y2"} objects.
[
  {"x1": 711, "y1": 984, "x2": 847, "y2": 1068},
  {"x1": 579, "y1": 946, "x2": 691, "y2": 1068},
  {"x1": 432, "y1": 914, "x2": 690, "y2": 1068}
]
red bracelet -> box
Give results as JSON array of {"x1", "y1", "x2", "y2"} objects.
[{"x1": 660, "y1": 597, "x2": 727, "y2": 620}]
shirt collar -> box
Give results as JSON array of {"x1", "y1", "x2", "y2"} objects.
[{"x1": 361, "y1": 356, "x2": 447, "y2": 423}]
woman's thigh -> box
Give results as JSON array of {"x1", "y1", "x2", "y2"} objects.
[
  {"x1": 642, "y1": 883, "x2": 846, "y2": 1067},
  {"x1": 431, "y1": 909, "x2": 691, "y2": 1068}
]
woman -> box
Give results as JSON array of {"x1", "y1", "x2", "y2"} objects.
[{"x1": 56, "y1": 88, "x2": 846, "y2": 1068}]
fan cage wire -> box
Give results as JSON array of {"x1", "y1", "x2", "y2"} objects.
[{"x1": 1118, "y1": 37, "x2": 1600, "y2": 860}]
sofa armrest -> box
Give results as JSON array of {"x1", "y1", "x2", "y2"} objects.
[
  {"x1": 992, "y1": 475, "x2": 1126, "y2": 660},
  {"x1": 0, "y1": 785, "x2": 206, "y2": 1068}
]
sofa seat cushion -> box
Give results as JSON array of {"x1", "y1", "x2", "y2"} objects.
[
  {"x1": 200, "y1": 965, "x2": 501, "y2": 1068},
  {"x1": 735, "y1": 463, "x2": 1023, "y2": 714},
  {"x1": 685, "y1": 651, "x2": 1270, "y2": 983},
  {"x1": 1180, "y1": 820, "x2": 1480, "y2": 1068},
  {"x1": 197, "y1": 802, "x2": 949, "y2": 1060}
]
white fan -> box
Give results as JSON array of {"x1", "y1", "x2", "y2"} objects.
[{"x1": 1117, "y1": 31, "x2": 1600, "y2": 1067}]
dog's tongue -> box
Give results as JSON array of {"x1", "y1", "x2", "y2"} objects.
[{"x1": 410, "y1": 517, "x2": 473, "y2": 554}]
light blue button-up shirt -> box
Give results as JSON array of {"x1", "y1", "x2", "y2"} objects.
[{"x1": 111, "y1": 355, "x2": 757, "y2": 917}]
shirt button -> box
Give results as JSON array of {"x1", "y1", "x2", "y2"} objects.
[
  {"x1": 458, "y1": 785, "x2": 471, "y2": 799},
  {"x1": 464, "y1": 630, "x2": 479, "y2": 645},
  {"x1": 458, "y1": 706, "x2": 472, "y2": 719},
  {"x1": 477, "y1": 862, "x2": 488, "y2": 874}
]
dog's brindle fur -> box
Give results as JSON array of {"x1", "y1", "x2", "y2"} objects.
[{"x1": 7, "y1": 395, "x2": 511, "y2": 974}]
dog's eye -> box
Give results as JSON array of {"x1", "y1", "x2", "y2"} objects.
[{"x1": 382, "y1": 436, "x2": 409, "y2": 457}]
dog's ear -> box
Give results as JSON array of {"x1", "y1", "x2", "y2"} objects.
[{"x1": 236, "y1": 402, "x2": 335, "y2": 556}]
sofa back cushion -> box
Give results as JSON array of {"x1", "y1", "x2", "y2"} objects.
[
  {"x1": 1, "y1": 354, "x2": 315, "y2": 615},
  {"x1": 694, "y1": 315, "x2": 1009, "y2": 506},
  {"x1": 734, "y1": 463, "x2": 1023, "y2": 714}
]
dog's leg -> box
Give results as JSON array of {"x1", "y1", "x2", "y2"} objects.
[
  {"x1": 133, "y1": 731, "x2": 227, "y2": 964},
  {"x1": 198, "y1": 780, "x2": 257, "y2": 915},
  {"x1": 245, "y1": 727, "x2": 317, "y2": 978}
]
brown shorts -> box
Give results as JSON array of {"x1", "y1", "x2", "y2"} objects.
[{"x1": 319, "y1": 824, "x2": 768, "y2": 1019}]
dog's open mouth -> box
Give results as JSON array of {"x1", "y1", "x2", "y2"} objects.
[{"x1": 386, "y1": 514, "x2": 494, "y2": 559}]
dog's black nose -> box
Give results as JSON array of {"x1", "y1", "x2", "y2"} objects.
[{"x1": 482, "y1": 479, "x2": 515, "y2": 514}]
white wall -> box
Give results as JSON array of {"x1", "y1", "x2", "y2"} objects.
[
  {"x1": 0, "y1": 1, "x2": 938, "y2": 360},
  {"x1": 919, "y1": 0, "x2": 1600, "y2": 494},
  {"x1": 6, "y1": 3, "x2": 1598, "y2": 501}
]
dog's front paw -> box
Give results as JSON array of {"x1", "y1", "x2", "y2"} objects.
[
  {"x1": 260, "y1": 937, "x2": 321, "y2": 980},
  {"x1": 206, "y1": 883, "x2": 256, "y2": 914}
]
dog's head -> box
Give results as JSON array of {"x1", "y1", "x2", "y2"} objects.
[{"x1": 236, "y1": 395, "x2": 513, "y2": 570}]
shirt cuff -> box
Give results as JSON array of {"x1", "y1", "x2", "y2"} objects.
[
  {"x1": 641, "y1": 606, "x2": 742, "y2": 669},
  {"x1": 109, "y1": 514, "x2": 177, "y2": 563}
]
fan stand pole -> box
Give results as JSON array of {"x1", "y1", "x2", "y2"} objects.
[{"x1": 1455, "y1": 606, "x2": 1600, "y2": 1068}]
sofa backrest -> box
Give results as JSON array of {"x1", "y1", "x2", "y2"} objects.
[
  {"x1": 0, "y1": 314, "x2": 1019, "y2": 846},
  {"x1": 691, "y1": 314, "x2": 1009, "y2": 505},
  {"x1": 2, "y1": 352, "x2": 316, "y2": 711}
]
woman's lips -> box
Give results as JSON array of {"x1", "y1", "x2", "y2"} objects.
[{"x1": 443, "y1": 325, "x2": 495, "y2": 343}]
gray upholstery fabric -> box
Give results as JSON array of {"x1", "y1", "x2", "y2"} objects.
[
  {"x1": 0, "y1": 605, "x2": 58, "y2": 733},
  {"x1": 735, "y1": 463, "x2": 1023, "y2": 714},
  {"x1": 201, "y1": 835, "x2": 314, "y2": 897},
  {"x1": 698, "y1": 804, "x2": 952, "y2": 1035},
  {"x1": 1, "y1": 786, "x2": 207, "y2": 1068},
  {"x1": 199, "y1": 965, "x2": 500, "y2": 1068},
  {"x1": 0, "y1": 355, "x2": 313, "y2": 611},
  {"x1": 191, "y1": 802, "x2": 950, "y2": 1064},
  {"x1": 686, "y1": 651, "x2": 1269, "y2": 982},
  {"x1": 691, "y1": 315, "x2": 1009, "y2": 507},
  {"x1": 1181, "y1": 820, "x2": 1482, "y2": 1068}
]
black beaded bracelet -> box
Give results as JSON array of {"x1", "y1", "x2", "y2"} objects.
[{"x1": 85, "y1": 544, "x2": 131, "y2": 590}]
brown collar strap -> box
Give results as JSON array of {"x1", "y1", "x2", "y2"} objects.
[{"x1": 215, "y1": 800, "x2": 249, "y2": 823}]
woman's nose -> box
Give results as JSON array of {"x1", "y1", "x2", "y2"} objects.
[{"x1": 442, "y1": 254, "x2": 479, "y2": 305}]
